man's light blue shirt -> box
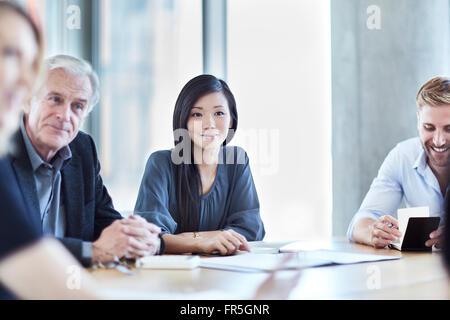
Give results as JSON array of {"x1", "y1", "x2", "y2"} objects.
[{"x1": 347, "y1": 137, "x2": 445, "y2": 242}]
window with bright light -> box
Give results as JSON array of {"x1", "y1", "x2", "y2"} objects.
[
  {"x1": 97, "y1": 0, "x2": 203, "y2": 213},
  {"x1": 227, "y1": 0, "x2": 332, "y2": 241},
  {"x1": 23, "y1": 0, "x2": 331, "y2": 240}
]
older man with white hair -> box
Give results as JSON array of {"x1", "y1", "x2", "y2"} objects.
[{"x1": 8, "y1": 54, "x2": 161, "y2": 266}]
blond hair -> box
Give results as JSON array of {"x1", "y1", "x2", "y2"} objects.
[{"x1": 416, "y1": 76, "x2": 450, "y2": 109}]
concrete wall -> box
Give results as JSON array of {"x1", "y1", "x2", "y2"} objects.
[{"x1": 332, "y1": 0, "x2": 450, "y2": 236}]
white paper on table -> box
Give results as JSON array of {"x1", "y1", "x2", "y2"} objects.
[
  {"x1": 199, "y1": 251, "x2": 400, "y2": 273},
  {"x1": 199, "y1": 253, "x2": 331, "y2": 272}
]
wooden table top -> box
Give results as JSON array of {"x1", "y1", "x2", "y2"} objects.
[{"x1": 88, "y1": 238, "x2": 450, "y2": 300}]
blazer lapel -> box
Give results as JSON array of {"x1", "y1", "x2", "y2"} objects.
[{"x1": 61, "y1": 156, "x2": 85, "y2": 239}]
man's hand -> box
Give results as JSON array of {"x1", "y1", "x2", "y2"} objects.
[
  {"x1": 121, "y1": 215, "x2": 161, "y2": 257},
  {"x1": 425, "y1": 225, "x2": 445, "y2": 249},
  {"x1": 92, "y1": 217, "x2": 161, "y2": 263},
  {"x1": 92, "y1": 220, "x2": 132, "y2": 263},
  {"x1": 368, "y1": 215, "x2": 402, "y2": 248}
]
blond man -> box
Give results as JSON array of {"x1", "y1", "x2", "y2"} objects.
[{"x1": 348, "y1": 76, "x2": 450, "y2": 248}]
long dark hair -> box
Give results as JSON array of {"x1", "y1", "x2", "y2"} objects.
[{"x1": 172, "y1": 75, "x2": 238, "y2": 232}]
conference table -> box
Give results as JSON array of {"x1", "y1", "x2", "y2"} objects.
[{"x1": 88, "y1": 238, "x2": 450, "y2": 300}]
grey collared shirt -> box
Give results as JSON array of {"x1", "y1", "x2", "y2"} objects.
[{"x1": 20, "y1": 120, "x2": 71, "y2": 237}]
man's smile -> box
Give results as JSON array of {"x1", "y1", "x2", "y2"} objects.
[{"x1": 429, "y1": 145, "x2": 450, "y2": 153}]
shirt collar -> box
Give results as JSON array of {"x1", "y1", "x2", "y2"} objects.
[
  {"x1": 20, "y1": 118, "x2": 72, "y2": 172},
  {"x1": 412, "y1": 146, "x2": 428, "y2": 173}
]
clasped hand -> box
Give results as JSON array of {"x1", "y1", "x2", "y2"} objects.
[{"x1": 92, "y1": 215, "x2": 161, "y2": 263}]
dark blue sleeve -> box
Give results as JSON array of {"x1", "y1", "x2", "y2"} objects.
[
  {"x1": 60, "y1": 134, "x2": 122, "y2": 266},
  {"x1": 0, "y1": 159, "x2": 42, "y2": 300},
  {"x1": 134, "y1": 151, "x2": 178, "y2": 234},
  {"x1": 0, "y1": 159, "x2": 41, "y2": 262},
  {"x1": 223, "y1": 149, "x2": 265, "y2": 241}
]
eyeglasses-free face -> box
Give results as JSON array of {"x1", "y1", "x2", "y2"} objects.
[
  {"x1": 187, "y1": 91, "x2": 233, "y2": 152},
  {"x1": 417, "y1": 104, "x2": 450, "y2": 169},
  {"x1": 25, "y1": 68, "x2": 92, "y2": 162}
]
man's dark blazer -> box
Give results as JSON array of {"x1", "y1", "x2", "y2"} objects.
[{"x1": 8, "y1": 129, "x2": 122, "y2": 266}]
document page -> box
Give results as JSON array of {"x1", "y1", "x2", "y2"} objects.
[
  {"x1": 199, "y1": 251, "x2": 400, "y2": 273},
  {"x1": 199, "y1": 253, "x2": 331, "y2": 272}
]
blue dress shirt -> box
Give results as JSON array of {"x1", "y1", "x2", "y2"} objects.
[{"x1": 347, "y1": 137, "x2": 446, "y2": 242}]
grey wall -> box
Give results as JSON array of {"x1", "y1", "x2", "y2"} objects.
[{"x1": 332, "y1": 0, "x2": 450, "y2": 236}]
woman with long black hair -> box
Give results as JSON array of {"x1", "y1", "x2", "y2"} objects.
[{"x1": 135, "y1": 74, "x2": 265, "y2": 255}]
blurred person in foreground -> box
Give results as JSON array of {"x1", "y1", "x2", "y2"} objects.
[{"x1": 0, "y1": 0, "x2": 100, "y2": 299}]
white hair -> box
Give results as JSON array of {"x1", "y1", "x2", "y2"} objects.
[{"x1": 45, "y1": 54, "x2": 100, "y2": 113}]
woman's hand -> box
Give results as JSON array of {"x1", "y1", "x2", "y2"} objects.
[{"x1": 195, "y1": 230, "x2": 250, "y2": 255}]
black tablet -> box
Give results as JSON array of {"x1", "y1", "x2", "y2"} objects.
[{"x1": 399, "y1": 217, "x2": 441, "y2": 251}]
